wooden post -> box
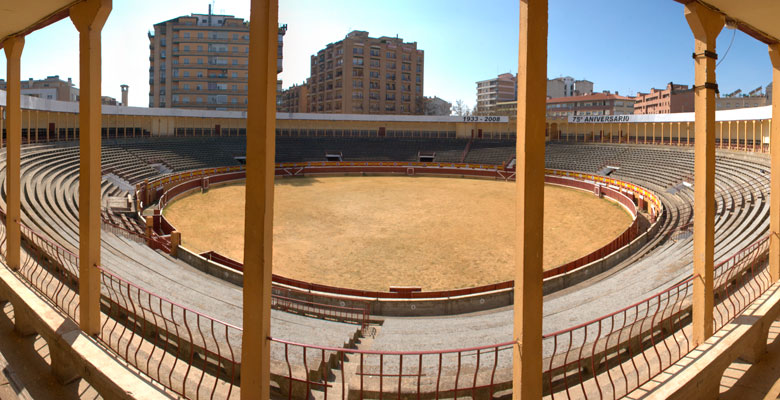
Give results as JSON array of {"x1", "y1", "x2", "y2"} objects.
[
  {"x1": 515, "y1": 0, "x2": 546, "y2": 398},
  {"x1": 241, "y1": 0, "x2": 278, "y2": 398},
  {"x1": 768, "y1": 44, "x2": 780, "y2": 281},
  {"x1": 71, "y1": 0, "x2": 112, "y2": 336},
  {"x1": 4, "y1": 36, "x2": 24, "y2": 271},
  {"x1": 686, "y1": 2, "x2": 723, "y2": 345}
]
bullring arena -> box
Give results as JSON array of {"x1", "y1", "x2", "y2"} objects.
[
  {"x1": 162, "y1": 178, "x2": 634, "y2": 291},
  {"x1": 0, "y1": 96, "x2": 774, "y2": 399}
]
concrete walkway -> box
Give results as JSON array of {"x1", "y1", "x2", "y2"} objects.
[
  {"x1": 0, "y1": 302, "x2": 100, "y2": 400},
  {"x1": 719, "y1": 318, "x2": 780, "y2": 399}
]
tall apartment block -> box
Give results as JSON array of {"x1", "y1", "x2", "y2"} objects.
[
  {"x1": 148, "y1": 8, "x2": 286, "y2": 110},
  {"x1": 307, "y1": 30, "x2": 424, "y2": 114},
  {"x1": 475, "y1": 73, "x2": 517, "y2": 115}
]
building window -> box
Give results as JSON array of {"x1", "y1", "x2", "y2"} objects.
[
  {"x1": 353, "y1": 57, "x2": 363, "y2": 66},
  {"x1": 352, "y1": 91, "x2": 363, "y2": 99},
  {"x1": 198, "y1": 32, "x2": 203, "y2": 39},
  {"x1": 353, "y1": 47, "x2": 363, "y2": 55},
  {"x1": 183, "y1": 71, "x2": 190, "y2": 77},
  {"x1": 353, "y1": 79, "x2": 363, "y2": 88},
  {"x1": 184, "y1": 59, "x2": 190, "y2": 64},
  {"x1": 198, "y1": 58, "x2": 203, "y2": 64},
  {"x1": 183, "y1": 32, "x2": 190, "y2": 39},
  {"x1": 369, "y1": 71, "x2": 380, "y2": 79},
  {"x1": 386, "y1": 51, "x2": 395, "y2": 59},
  {"x1": 386, "y1": 93, "x2": 395, "y2": 101}
]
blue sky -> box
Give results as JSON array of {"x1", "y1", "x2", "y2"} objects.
[{"x1": 0, "y1": 0, "x2": 774, "y2": 109}]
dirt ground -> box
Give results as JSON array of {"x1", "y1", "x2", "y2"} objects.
[{"x1": 163, "y1": 176, "x2": 633, "y2": 291}]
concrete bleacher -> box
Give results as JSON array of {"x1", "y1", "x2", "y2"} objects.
[{"x1": 0, "y1": 138, "x2": 771, "y2": 398}]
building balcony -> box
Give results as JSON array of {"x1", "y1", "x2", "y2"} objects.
[
  {"x1": 172, "y1": 88, "x2": 248, "y2": 95},
  {"x1": 171, "y1": 49, "x2": 249, "y2": 57},
  {"x1": 173, "y1": 75, "x2": 247, "y2": 82},
  {"x1": 172, "y1": 37, "x2": 249, "y2": 45}
]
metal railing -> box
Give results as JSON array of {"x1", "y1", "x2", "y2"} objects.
[
  {"x1": 98, "y1": 265, "x2": 241, "y2": 399},
  {"x1": 541, "y1": 234, "x2": 770, "y2": 399},
  {"x1": 268, "y1": 337, "x2": 514, "y2": 400}
]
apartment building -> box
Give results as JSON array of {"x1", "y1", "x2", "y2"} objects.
[
  {"x1": 148, "y1": 8, "x2": 286, "y2": 110},
  {"x1": 634, "y1": 82, "x2": 694, "y2": 114},
  {"x1": 0, "y1": 75, "x2": 122, "y2": 105},
  {"x1": 546, "y1": 92, "x2": 635, "y2": 117},
  {"x1": 0, "y1": 75, "x2": 79, "y2": 102},
  {"x1": 278, "y1": 82, "x2": 309, "y2": 113},
  {"x1": 715, "y1": 87, "x2": 769, "y2": 110},
  {"x1": 475, "y1": 73, "x2": 517, "y2": 115},
  {"x1": 547, "y1": 76, "x2": 593, "y2": 98},
  {"x1": 307, "y1": 30, "x2": 425, "y2": 114}
]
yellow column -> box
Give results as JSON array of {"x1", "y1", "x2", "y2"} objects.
[
  {"x1": 652, "y1": 122, "x2": 656, "y2": 144},
  {"x1": 686, "y1": 2, "x2": 723, "y2": 345},
  {"x1": 515, "y1": 0, "x2": 546, "y2": 398},
  {"x1": 71, "y1": 0, "x2": 111, "y2": 335},
  {"x1": 4, "y1": 36, "x2": 24, "y2": 271},
  {"x1": 768, "y1": 45, "x2": 780, "y2": 281},
  {"x1": 745, "y1": 120, "x2": 756, "y2": 151},
  {"x1": 241, "y1": 0, "x2": 278, "y2": 398},
  {"x1": 728, "y1": 121, "x2": 732, "y2": 149},
  {"x1": 687, "y1": 122, "x2": 691, "y2": 145}
]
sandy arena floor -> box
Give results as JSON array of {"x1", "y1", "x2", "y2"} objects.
[{"x1": 163, "y1": 176, "x2": 633, "y2": 291}]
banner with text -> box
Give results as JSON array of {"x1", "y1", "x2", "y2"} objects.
[{"x1": 568, "y1": 115, "x2": 634, "y2": 123}]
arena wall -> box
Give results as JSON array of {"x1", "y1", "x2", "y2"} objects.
[
  {"x1": 144, "y1": 163, "x2": 662, "y2": 316},
  {"x1": 1, "y1": 90, "x2": 775, "y2": 146}
]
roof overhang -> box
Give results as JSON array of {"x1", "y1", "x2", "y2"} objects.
[
  {"x1": 0, "y1": 0, "x2": 83, "y2": 50},
  {"x1": 674, "y1": 0, "x2": 780, "y2": 44}
]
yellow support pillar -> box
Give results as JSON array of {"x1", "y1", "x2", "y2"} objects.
[
  {"x1": 768, "y1": 44, "x2": 780, "y2": 281},
  {"x1": 70, "y1": 0, "x2": 111, "y2": 335},
  {"x1": 241, "y1": 0, "x2": 278, "y2": 398},
  {"x1": 515, "y1": 0, "x2": 546, "y2": 398},
  {"x1": 686, "y1": 2, "x2": 723, "y2": 345},
  {"x1": 728, "y1": 121, "x2": 732, "y2": 149},
  {"x1": 3, "y1": 36, "x2": 24, "y2": 271},
  {"x1": 745, "y1": 120, "x2": 756, "y2": 152}
]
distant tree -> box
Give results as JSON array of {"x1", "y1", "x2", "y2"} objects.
[{"x1": 453, "y1": 100, "x2": 471, "y2": 116}]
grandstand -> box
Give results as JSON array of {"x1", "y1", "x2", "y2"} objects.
[
  {"x1": 0, "y1": 0, "x2": 780, "y2": 399},
  {"x1": 0, "y1": 131, "x2": 766, "y2": 398}
]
